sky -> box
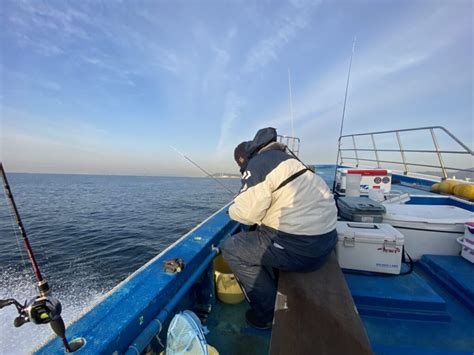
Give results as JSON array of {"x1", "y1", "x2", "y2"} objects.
[{"x1": 0, "y1": 0, "x2": 472, "y2": 176}]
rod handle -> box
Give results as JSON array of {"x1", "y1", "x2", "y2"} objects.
[{"x1": 50, "y1": 317, "x2": 72, "y2": 352}]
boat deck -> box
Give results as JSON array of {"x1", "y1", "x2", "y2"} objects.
[
  {"x1": 205, "y1": 256, "x2": 474, "y2": 355},
  {"x1": 34, "y1": 166, "x2": 473, "y2": 354},
  {"x1": 205, "y1": 299, "x2": 271, "y2": 355}
]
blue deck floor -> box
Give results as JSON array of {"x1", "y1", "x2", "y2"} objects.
[
  {"x1": 206, "y1": 299, "x2": 270, "y2": 355},
  {"x1": 206, "y1": 256, "x2": 474, "y2": 355},
  {"x1": 355, "y1": 256, "x2": 474, "y2": 354}
]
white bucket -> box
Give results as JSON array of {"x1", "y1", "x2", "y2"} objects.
[
  {"x1": 457, "y1": 222, "x2": 474, "y2": 263},
  {"x1": 346, "y1": 174, "x2": 362, "y2": 197},
  {"x1": 368, "y1": 189, "x2": 385, "y2": 202}
]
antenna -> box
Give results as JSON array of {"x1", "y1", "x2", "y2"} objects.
[{"x1": 332, "y1": 37, "x2": 357, "y2": 192}]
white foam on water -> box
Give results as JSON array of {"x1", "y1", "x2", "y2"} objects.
[{"x1": 0, "y1": 268, "x2": 104, "y2": 354}]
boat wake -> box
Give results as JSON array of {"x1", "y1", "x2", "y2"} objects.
[{"x1": 0, "y1": 267, "x2": 104, "y2": 354}]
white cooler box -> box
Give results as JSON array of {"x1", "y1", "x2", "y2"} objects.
[
  {"x1": 457, "y1": 222, "x2": 474, "y2": 263},
  {"x1": 336, "y1": 221, "x2": 404, "y2": 275}
]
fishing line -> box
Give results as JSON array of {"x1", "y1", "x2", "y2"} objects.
[
  {"x1": 2, "y1": 182, "x2": 29, "y2": 273},
  {"x1": 170, "y1": 146, "x2": 237, "y2": 197},
  {"x1": 286, "y1": 146, "x2": 315, "y2": 173},
  {"x1": 0, "y1": 162, "x2": 82, "y2": 353}
]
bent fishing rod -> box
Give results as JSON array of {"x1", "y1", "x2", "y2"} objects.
[
  {"x1": 170, "y1": 146, "x2": 238, "y2": 197},
  {"x1": 0, "y1": 163, "x2": 82, "y2": 352},
  {"x1": 171, "y1": 144, "x2": 314, "y2": 197}
]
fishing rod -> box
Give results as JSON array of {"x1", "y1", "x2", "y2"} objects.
[
  {"x1": 0, "y1": 163, "x2": 82, "y2": 352},
  {"x1": 332, "y1": 37, "x2": 357, "y2": 193},
  {"x1": 170, "y1": 146, "x2": 237, "y2": 197}
]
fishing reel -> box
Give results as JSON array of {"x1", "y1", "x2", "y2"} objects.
[{"x1": 0, "y1": 295, "x2": 62, "y2": 327}]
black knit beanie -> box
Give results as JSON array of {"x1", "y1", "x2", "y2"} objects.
[{"x1": 234, "y1": 141, "x2": 249, "y2": 168}]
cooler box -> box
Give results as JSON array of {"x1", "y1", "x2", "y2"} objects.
[
  {"x1": 383, "y1": 204, "x2": 473, "y2": 261},
  {"x1": 335, "y1": 168, "x2": 392, "y2": 195},
  {"x1": 337, "y1": 196, "x2": 386, "y2": 223},
  {"x1": 457, "y1": 222, "x2": 474, "y2": 263},
  {"x1": 336, "y1": 221, "x2": 404, "y2": 274}
]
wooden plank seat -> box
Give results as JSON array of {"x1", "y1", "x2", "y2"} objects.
[{"x1": 269, "y1": 252, "x2": 373, "y2": 355}]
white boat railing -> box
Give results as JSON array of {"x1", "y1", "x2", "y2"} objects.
[
  {"x1": 278, "y1": 134, "x2": 300, "y2": 157},
  {"x1": 338, "y1": 126, "x2": 473, "y2": 180}
]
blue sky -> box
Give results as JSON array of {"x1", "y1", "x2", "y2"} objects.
[{"x1": 0, "y1": 0, "x2": 472, "y2": 176}]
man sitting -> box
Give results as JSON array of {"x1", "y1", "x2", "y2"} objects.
[{"x1": 222, "y1": 127, "x2": 338, "y2": 329}]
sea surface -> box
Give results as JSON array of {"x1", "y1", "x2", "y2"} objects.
[{"x1": 0, "y1": 173, "x2": 241, "y2": 354}]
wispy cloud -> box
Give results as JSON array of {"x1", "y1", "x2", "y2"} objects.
[
  {"x1": 217, "y1": 92, "x2": 246, "y2": 153},
  {"x1": 216, "y1": 1, "x2": 321, "y2": 154},
  {"x1": 39, "y1": 80, "x2": 62, "y2": 91},
  {"x1": 244, "y1": 1, "x2": 320, "y2": 73},
  {"x1": 148, "y1": 44, "x2": 182, "y2": 74},
  {"x1": 246, "y1": 1, "x2": 472, "y2": 163},
  {"x1": 302, "y1": 6, "x2": 464, "y2": 117},
  {"x1": 4, "y1": 1, "x2": 183, "y2": 84},
  {"x1": 1, "y1": 0, "x2": 471, "y2": 175}
]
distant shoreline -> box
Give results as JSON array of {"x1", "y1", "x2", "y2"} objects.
[{"x1": 5, "y1": 171, "x2": 243, "y2": 179}]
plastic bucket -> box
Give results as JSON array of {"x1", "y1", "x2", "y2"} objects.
[
  {"x1": 213, "y1": 253, "x2": 233, "y2": 273},
  {"x1": 368, "y1": 189, "x2": 385, "y2": 202},
  {"x1": 346, "y1": 174, "x2": 362, "y2": 197},
  {"x1": 213, "y1": 254, "x2": 244, "y2": 304}
]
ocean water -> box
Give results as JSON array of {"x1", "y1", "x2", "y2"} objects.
[{"x1": 0, "y1": 173, "x2": 241, "y2": 354}]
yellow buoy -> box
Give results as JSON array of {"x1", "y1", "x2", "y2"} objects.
[
  {"x1": 438, "y1": 179, "x2": 461, "y2": 194},
  {"x1": 213, "y1": 254, "x2": 245, "y2": 304},
  {"x1": 453, "y1": 183, "x2": 474, "y2": 201},
  {"x1": 431, "y1": 182, "x2": 441, "y2": 192}
]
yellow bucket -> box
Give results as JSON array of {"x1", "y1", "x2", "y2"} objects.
[
  {"x1": 213, "y1": 253, "x2": 233, "y2": 273},
  {"x1": 213, "y1": 254, "x2": 245, "y2": 304}
]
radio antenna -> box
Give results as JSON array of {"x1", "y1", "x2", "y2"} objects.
[{"x1": 332, "y1": 37, "x2": 357, "y2": 192}]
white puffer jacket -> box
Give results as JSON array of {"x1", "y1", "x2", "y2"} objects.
[{"x1": 229, "y1": 133, "x2": 337, "y2": 236}]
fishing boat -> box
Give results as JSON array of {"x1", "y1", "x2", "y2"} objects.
[{"x1": 24, "y1": 126, "x2": 472, "y2": 354}]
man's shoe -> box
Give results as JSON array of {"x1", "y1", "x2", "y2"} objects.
[{"x1": 245, "y1": 309, "x2": 273, "y2": 330}]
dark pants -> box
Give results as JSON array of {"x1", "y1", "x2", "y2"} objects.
[{"x1": 221, "y1": 225, "x2": 337, "y2": 318}]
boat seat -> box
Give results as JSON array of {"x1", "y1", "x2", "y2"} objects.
[{"x1": 269, "y1": 251, "x2": 373, "y2": 355}]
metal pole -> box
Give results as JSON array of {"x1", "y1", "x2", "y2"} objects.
[
  {"x1": 371, "y1": 134, "x2": 380, "y2": 168},
  {"x1": 430, "y1": 128, "x2": 448, "y2": 179},
  {"x1": 395, "y1": 132, "x2": 408, "y2": 175},
  {"x1": 351, "y1": 136, "x2": 360, "y2": 167}
]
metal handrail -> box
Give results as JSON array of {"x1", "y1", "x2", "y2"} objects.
[
  {"x1": 278, "y1": 135, "x2": 300, "y2": 157},
  {"x1": 338, "y1": 126, "x2": 473, "y2": 179}
]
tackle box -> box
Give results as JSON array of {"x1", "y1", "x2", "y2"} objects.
[
  {"x1": 337, "y1": 196, "x2": 386, "y2": 223},
  {"x1": 336, "y1": 221, "x2": 405, "y2": 275}
]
